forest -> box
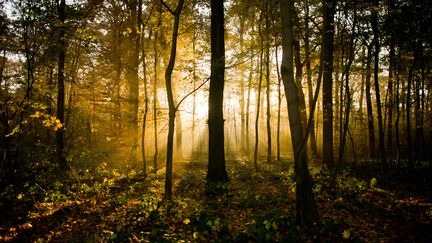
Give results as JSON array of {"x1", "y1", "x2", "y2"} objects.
[{"x1": 0, "y1": 0, "x2": 431, "y2": 241}]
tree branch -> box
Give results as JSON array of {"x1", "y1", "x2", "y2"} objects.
[
  {"x1": 175, "y1": 77, "x2": 210, "y2": 111},
  {"x1": 161, "y1": 0, "x2": 175, "y2": 15}
]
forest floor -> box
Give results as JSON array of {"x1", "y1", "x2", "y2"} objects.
[{"x1": 0, "y1": 158, "x2": 431, "y2": 242}]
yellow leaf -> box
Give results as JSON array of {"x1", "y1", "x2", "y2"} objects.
[
  {"x1": 342, "y1": 229, "x2": 350, "y2": 239},
  {"x1": 17, "y1": 193, "x2": 24, "y2": 200},
  {"x1": 183, "y1": 218, "x2": 190, "y2": 225}
]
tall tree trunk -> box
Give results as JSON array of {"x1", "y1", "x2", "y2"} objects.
[
  {"x1": 275, "y1": 45, "x2": 282, "y2": 161},
  {"x1": 139, "y1": 0, "x2": 148, "y2": 174},
  {"x1": 322, "y1": 0, "x2": 336, "y2": 168},
  {"x1": 395, "y1": 47, "x2": 401, "y2": 165},
  {"x1": 245, "y1": 55, "x2": 253, "y2": 155},
  {"x1": 207, "y1": 0, "x2": 228, "y2": 183},
  {"x1": 56, "y1": 0, "x2": 67, "y2": 171},
  {"x1": 294, "y1": 40, "x2": 307, "y2": 138},
  {"x1": 127, "y1": 0, "x2": 140, "y2": 160},
  {"x1": 372, "y1": 0, "x2": 387, "y2": 173},
  {"x1": 153, "y1": 0, "x2": 162, "y2": 171},
  {"x1": 280, "y1": 0, "x2": 320, "y2": 226},
  {"x1": 304, "y1": 0, "x2": 318, "y2": 158},
  {"x1": 164, "y1": 0, "x2": 184, "y2": 200},
  {"x1": 191, "y1": 24, "x2": 197, "y2": 154},
  {"x1": 386, "y1": 2, "x2": 395, "y2": 155},
  {"x1": 114, "y1": 32, "x2": 122, "y2": 138},
  {"x1": 406, "y1": 49, "x2": 417, "y2": 169},
  {"x1": 365, "y1": 44, "x2": 376, "y2": 158},
  {"x1": 239, "y1": 16, "x2": 246, "y2": 155},
  {"x1": 265, "y1": 9, "x2": 272, "y2": 163},
  {"x1": 334, "y1": 2, "x2": 357, "y2": 182},
  {"x1": 253, "y1": 24, "x2": 263, "y2": 171}
]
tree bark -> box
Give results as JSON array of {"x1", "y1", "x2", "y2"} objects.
[
  {"x1": 365, "y1": 44, "x2": 376, "y2": 158},
  {"x1": 127, "y1": 0, "x2": 140, "y2": 158},
  {"x1": 56, "y1": 0, "x2": 68, "y2": 172},
  {"x1": 207, "y1": 0, "x2": 228, "y2": 183},
  {"x1": 304, "y1": 0, "x2": 318, "y2": 158},
  {"x1": 322, "y1": 0, "x2": 336, "y2": 168},
  {"x1": 164, "y1": 0, "x2": 184, "y2": 200},
  {"x1": 265, "y1": 8, "x2": 272, "y2": 163},
  {"x1": 139, "y1": 0, "x2": 148, "y2": 174},
  {"x1": 372, "y1": 0, "x2": 387, "y2": 173},
  {"x1": 279, "y1": 0, "x2": 320, "y2": 226}
]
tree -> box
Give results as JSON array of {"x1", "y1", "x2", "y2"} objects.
[
  {"x1": 322, "y1": 0, "x2": 336, "y2": 168},
  {"x1": 163, "y1": 0, "x2": 185, "y2": 200},
  {"x1": 279, "y1": 0, "x2": 320, "y2": 226},
  {"x1": 371, "y1": 0, "x2": 387, "y2": 173},
  {"x1": 56, "y1": 0, "x2": 68, "y2": 172},
  {"x1": 125, "y1": 0, "x2": 140, "y2": 161},
  {"x1": 207, "y1": 0, "x2": 228, "y2": 183}
]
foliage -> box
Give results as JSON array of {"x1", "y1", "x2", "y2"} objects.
[{"x1": 1, "y1": 159, "x2": 430, "y2": 242}]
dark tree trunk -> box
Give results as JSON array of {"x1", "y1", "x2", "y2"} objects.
[
  {"x1": 365, "y1": 44, "x2": 376, "y2": 158},
  {"x1": 139, "y1": 0, "x2": 148, "y2": 174},
  {"x1": 153, "y1": 0, "x2": 162, "y2": 171},
  {"x1": 207, "y1": 0, "x2": 228, "y2": 183},
  {"x1": 254, "y1": 46, "x2": 263, "y2": 170},
  {"x1": 322, "y1": 0, "x2": 336, "y2": 168},
  {"x1": 265, "y1": 8, "x2": 272, "y2": 163},
  {"x1": 304, "y1": 0, "x2": 318, "y2": 158},
  {"x1": 372, "y1": 0, "x2": 387, "y2": 173},
  {"x1": 386, "y1": 2, "x2": 395, "y2": 155},
  {"x1": 275, "y1": 45, "x2": 282, "y2": 161},
  {"x1": 56, "y1": 0, "x2": 67, "y2": 172},
  {"x1": 127, "y1": 0, "x2": 140, "y2": 155},
  {"x1": 164, "y1": 0, "x2": 184, "y2": 200},
  {"x1": 294, "y1": 40, "x2": 307, "y2": 138},
  {"x1": 280, "y1": 0, "x2": 320, "y2": 226}
]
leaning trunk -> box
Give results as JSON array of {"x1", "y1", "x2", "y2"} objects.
[{"x1": 279, "y1": 0, "x2": 320, "y2": 226}]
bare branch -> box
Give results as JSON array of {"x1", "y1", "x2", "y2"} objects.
[
  {"x1": 161, "y1": 0, "x2": 175, "y2": 15},
  {"x1": 175, "y1": 77, "x2": 210, "y2": 111}
]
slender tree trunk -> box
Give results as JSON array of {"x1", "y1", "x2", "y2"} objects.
[
  {"x1": 275, "y1": 45, "x2": 282, "y2": 161},
  {"x1": 395, "y1": 47, "x2": 401, "y2": 165},
  {"x1": 253, "y1": 26, "x2": 264, "y2": 171},
  {"x1": 239, "y1": 17, "x2": 246, "y2": 154},
  {"x1": 372, "y1": 0, "x2": 387, "y2": 173},
  {"x1": 280, "y1": 0, "x2": 320, "y2": 226},
  {"x1": 207, "y1": 0, "x2": 228, "y2": 183},
  {"x1": 406, "y1": 49, "x2": 417, "y2": 169},
  {"x1": 164, "y1": 0, "x2": 184, "y2": 200},
  {"x1": 334, "y1": 3, "x2": 357, "y2": 182},
  {"x1": 322, "y1": 0, "x2": 336, "y2": 168},
  {"x1": 246, "y1": 55, "x2": 253, "y2": 154},
  {"x1": 139, "y1": 0, "x2": 149, "y2": 174},
  {"x1": 153, "y1": 0, "x2": 162, "y2": 171},
  {"x1": 265, "y1": 10, "x2": 272, "y2": 163},
  {"x1": 294, "y1": 40, "x2": 307, "y2": 137},
  {"x1": 127, "y1": 0, "x2": 140, "y2": 159},
  {"x1": 387, "y1": 33, "x2": 395, "y2": 156},
  {"x1": 304, "y1": 0, "x2": 318, "y2": 158},
  {"x1": 114, "y1": 33, "x2": 122, "y2": 138},
  {"x1": 191, "y1": 27, "x2": 197, "y2": 154},
  {"x1": 365, "y1": 44, "x2": 376, "y2": 158},
  {"x1": 56, "y1": 0, "x2": 67, "y2": 171}
]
